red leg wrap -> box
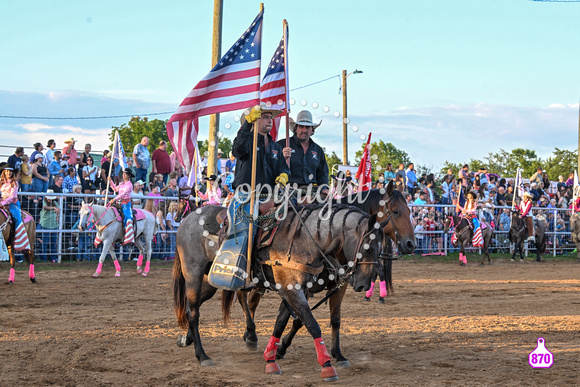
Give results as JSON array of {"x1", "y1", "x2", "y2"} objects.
[
  {"x1": 314, "y1": 337, "x2": 331, "y2": 367},
  {"x1": 263, "y1": 336, "x2": 280, "y2": 362}
]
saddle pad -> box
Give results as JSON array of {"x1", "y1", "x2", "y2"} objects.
[
  {"x1": 111, "y1": 207, "x2": 147, "y2": 221},
  {"x1": 1, "y1": 209, "x2": 34, "y2": 224},
  {"x1": 257, "y1": 224, "x2": 280, "y2": 249}
]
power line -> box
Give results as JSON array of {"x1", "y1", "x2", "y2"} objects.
[{"x1": 0, "y1": 74, "x2": 342, "y2": 120}]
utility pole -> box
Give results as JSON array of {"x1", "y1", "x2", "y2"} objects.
[
  {"x1": 342, "y1": 70, "x2": 348, "y2": 165},
  {"x1": 207, "y1": 0, "x2": 223, "y2": 178},
  {"x1": 577, "y1": 99, "x2": 580, "y2": 174}
]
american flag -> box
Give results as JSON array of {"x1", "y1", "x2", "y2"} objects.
[
  {"x1": 260, "y1": 27, "x2": 288, "y2": 141},
  {"x1": 512, "y1": 167, "x2": 524, "y2": 209},
  {"x1": 167, "y1": 10, "x2": 264, "y2": 173},
  {"x1": 456, "y1": 187, "x2": 465, "y2": 215}
]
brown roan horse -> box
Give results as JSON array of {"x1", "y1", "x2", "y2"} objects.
[{"x1": 1, "y1": 208, "x2": 36, "y2": 283}]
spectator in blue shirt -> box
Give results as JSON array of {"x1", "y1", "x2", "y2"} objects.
[
  {"x1": 48, "y1": 151, "x2": 65, "y2": 186},
  {"x1": 406, "y1": 163, "x2": 417, "y2": 196}
]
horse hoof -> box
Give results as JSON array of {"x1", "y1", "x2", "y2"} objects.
[
  {"x1": 136, "y1": 268, "x2": 143, "y2": 274},
  {"x1": 377, "y1": 297, "x2": 385, "y2": 304},
  {"x1": 142, "y1": 272, "x2": 148, "y2": 277},
  {"x1": 265, "y1": 361, "x2": 282, "y2": 375},
  {"x1": 245, "y1": 339, "x2": 258, "y2": 351},
  {"x1": 92, "y1": 273, "x2": 99, "y2": 278},
  {"x1": 30, "y1": 277, "x2": 36, "y2": 283},
  {"x1": 8, "y1": 280, "x2": 13, "y2": 284},
  {"x1": 460, "y1": 262, "x2": 466, "y2": 267},
  {"x1": 510, "y1": 259, "x2": 515, "y2": 263},
  {"x1": 115, "y1": 271, "x2": 121, "y2": 277},
  {"x1": 321, "y1": 365, "x2": 338, "y2": 382},
  {"x1": 201, "y1": 359, "x2": 215, "y2": 367},
  {"x1": 363, "y1": 297, "x2": 371, "y2": 302},
  {"x1": 336, "y1": 360, "x2": 351, "y2": 368}
]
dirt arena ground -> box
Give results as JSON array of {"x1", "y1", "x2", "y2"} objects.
[{"x1": 1, "y1": 258, "x2": 579, "y2": 386}]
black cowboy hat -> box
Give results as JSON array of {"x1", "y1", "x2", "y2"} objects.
[
  {"x1": 207, "y1": 174, "x2": 218, "y2": 181},
  {"x1": 122, "y1": 168, "x2": 135, "y2": 178}
]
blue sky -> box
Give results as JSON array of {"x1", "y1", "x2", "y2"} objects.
[{"x1": 1, "y1": 0, "x2": 579, "y2": 170}]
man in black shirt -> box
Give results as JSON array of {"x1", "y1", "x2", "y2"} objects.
[
  {"x1": 278, "y1": 110, "x2": 328, "y2": 196},
  {"x1": 232, "y1": 105, "x2": 290, "y2": 191}
]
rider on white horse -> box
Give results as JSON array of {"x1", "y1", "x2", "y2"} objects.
[{"x1": 108, "y1": 168, "x2": 135, "y2": 245}]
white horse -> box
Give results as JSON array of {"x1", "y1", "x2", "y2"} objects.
[{"x1": 78, "y1": 202, "x2": 157, "y2": 277}]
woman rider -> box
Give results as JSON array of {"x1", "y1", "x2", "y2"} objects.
[
  {"x1": 455, "y1": 190, "x2": 483, "y2": 264},
  {"x1": 517, "y1": 191, "x2": 535, "y2": 242},
  {"x1": 108, "y1": 168, "x2": 135, "y2": 245},
  {"x1": 1, "y1": 167, "x2": 32, "y2": 282}
]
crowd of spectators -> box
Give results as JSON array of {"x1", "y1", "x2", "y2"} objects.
[{"x1": 2, "y1": 137, "x2": 237, "y2": 262}]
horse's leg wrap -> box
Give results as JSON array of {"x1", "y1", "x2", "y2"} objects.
[
  {"x1": 143, "y1": 260, "x2": 151, "y2": 276},
  {"x1": 29, "y1": 264, "x2": 35, "y2": 279},
  {"x1": 114, "y1": 260, "x2": 121, "y2": 276},
  {"x1": 379, "y1": 281, "x2": 387, "y2": 298},
  {"x1": 314, "y1": 337, "x2": 332, "y2": 367},
  {"x1": 365, "y1": 282, "x2": 375, "y2": 299},
  {"x1": 137, "y1": 254, "x2": 143, "y2": 267},
  {"x1": 263, "y1": 336, "x2": 280, "y2": 362},
  {"x1": 9, "y1": 268, "x2": 15, "y2": 282},
  {"x1": 95, "y1": 262, "x2": 103, "y2": 274}
]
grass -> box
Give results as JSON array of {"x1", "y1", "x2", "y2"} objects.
[{"x1": 403, "y1": 251, "x2": 579, "y2": 263}]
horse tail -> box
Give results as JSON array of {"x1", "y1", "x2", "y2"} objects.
[
  {"x1": 221, "y1": 290, "x2": 236, "y2": 324},
  {"x1": 172, "y1": 248, "x2": 189, "y2": 329}
]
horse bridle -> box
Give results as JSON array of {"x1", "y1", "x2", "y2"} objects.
[{"x1": 447, "y1": 215, "x2": 472, "y2": 239}]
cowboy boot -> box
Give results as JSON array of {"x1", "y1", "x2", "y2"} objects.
[
  {"x1": 526, "y1": 217, "x2": 535, "y2": 242},
  {"x1": 13, "y1": 223, "x2": 31, "y2": 252}
]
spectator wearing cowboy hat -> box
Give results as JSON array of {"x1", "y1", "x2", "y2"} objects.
[
  {"x1": 278, "y1": 110, "x2": 329, "y2": 195},
  {"x1": 108, "y1": 168, "x2": 136, "y2": 245},
  {"x1": 62, "y1": 138, "x2": 79, "y2": 170},
  {"x1": 232, "y1": 103, "x2": 290, "y2": 191}
]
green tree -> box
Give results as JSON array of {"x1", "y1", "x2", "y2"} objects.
[
  {"x1": 354, "y1": 140, "x2": 410, "y2": 180},
  {"x1": 542, "y1": 147, "x2": 578, "y2": 180},
  {"x1": 439, "y1": 161, "x2": 463, "y2": 176},
  {"x1": 109, "y1": 116, "x2": 170, "y2": 154},
  {"x1": 324, "y1": 150, "x2": 342, "y2": 180},
  {"x1": 197, "y1": 137, "x2": 232, "y2": 158}
]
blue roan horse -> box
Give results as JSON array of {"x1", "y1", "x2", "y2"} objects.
[{"x1": 173, "y1": 203, "x2": 385, "y2": 382}]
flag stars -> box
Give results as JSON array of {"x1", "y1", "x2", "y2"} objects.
[
  {"x1": 245, "y1": 49, "x2": 249, "y2": 53},
  {"x1": 240, "y1": 55, "x2": 244, "y2": 59}
]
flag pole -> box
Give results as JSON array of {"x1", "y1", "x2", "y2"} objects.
[
  {"x1": 104, "y1": 132, "x2": 117, "y2": 204},
  {"x1": 283, "y1": 19, "x2": 290, "y2": 167},
  {"x1": 246, "y1": 3, "x2": 264, "y2": 286}
]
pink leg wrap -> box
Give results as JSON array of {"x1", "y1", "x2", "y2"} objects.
[
  {"x1": 95, "y1": 262, "x2": 103, "y2": 274},
  {"x1": 114, "y1": 260, "x2": 121, "y2": 272},
  {"x1": 137, "y1": 254, "x2": 144, "y2": 266},
  {"x1": 379, "y1": 281, "x2": 387, "y2": 298},
  {"x1": 9, "y1": 268, "x2": 15, "y2": 282},
  {"x1": 263, "y1": 336, "x2": 280, "y2": 362},
  {"x1": 365, "y1": 282, "x2": 375, "y2": 298},
  {"x1": 314, "y1": 337, "x2": 331, "y2": 367},
  {"x1": 29, "y1": 264, "x2": 35, "y2": 279},
  {"x1": 462, "y1": 254, "x2": 467, "y2": 264},
  {"x1": 144, "y1": 260, "x2": 151, "y2": 273}
]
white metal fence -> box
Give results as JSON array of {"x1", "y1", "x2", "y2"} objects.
[
  {"x1": 3, "y1": 193, "x2": 576, "y2": 262},
  {"x1": 409, "y1": 203, "x2": 574, "y2": 257},
  {"x1": 7, "y1": 192, "x2": 178, "y2": 263}
]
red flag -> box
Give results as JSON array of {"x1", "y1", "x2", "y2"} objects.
[
  {"x1": 355, "y1": 133, "x2": 373, "y2": 191},
  {"x1": 167, "y1": 11, "x2": 263, "y2": 173}
]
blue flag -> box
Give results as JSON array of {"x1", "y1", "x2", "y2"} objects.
[{"x1": 457, "y1": 187, "x2": 465, "y2": 215}]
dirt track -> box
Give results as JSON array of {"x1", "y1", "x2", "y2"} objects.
[{"x1": 1, "y1": 259, "x2": 579, "y2": 386}]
